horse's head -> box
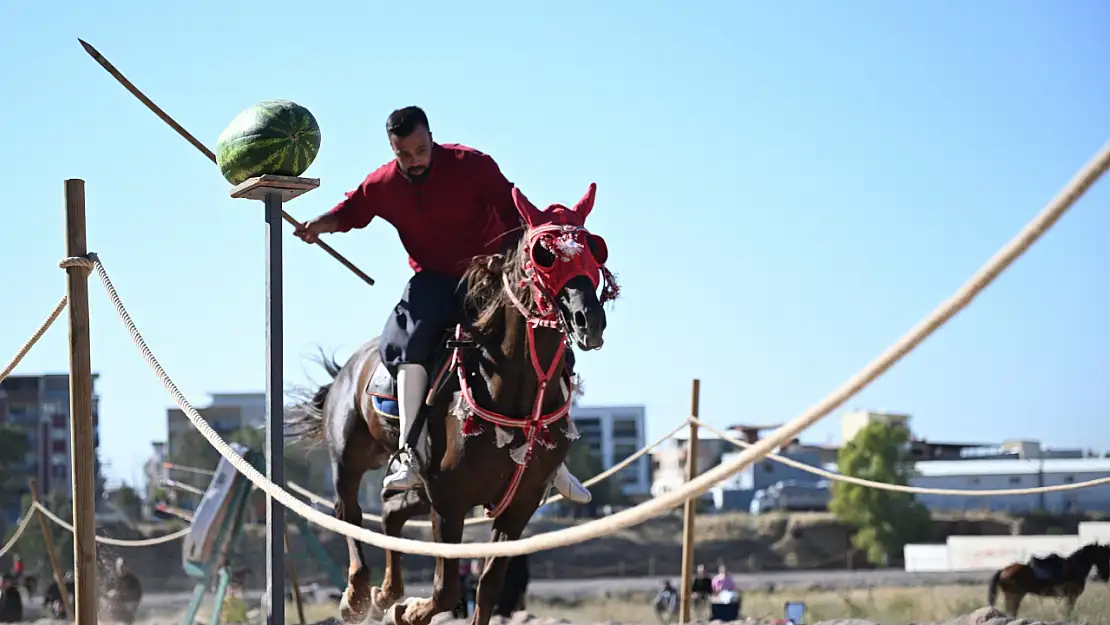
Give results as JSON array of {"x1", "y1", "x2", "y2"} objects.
[
  {"x1": 1091, "y1": 542, "x2": 1110, "y2": 582},
  {"x1": 507, "y1": 183, "x2": 618, "y2": 351}
]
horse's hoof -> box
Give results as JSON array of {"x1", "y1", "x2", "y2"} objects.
[
  {"x1": 383, "y1": 603, "x2": 407, "y2": 625},
  {"x1": 368, "y1": 587, "x2": 395, "y2": 621},
  {"x1": 339, "y1": 590, "x2": 370, "y2": 625}
]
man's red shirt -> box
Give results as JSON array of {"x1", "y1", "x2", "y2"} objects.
[{"x1": 327, "y1": 143, "x2": 521, "y2": 278}]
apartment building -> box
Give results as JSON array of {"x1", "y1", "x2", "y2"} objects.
[
  {"x1": 0, "y1": 373, "x2": 104, "y2": 523},
  {"x1": 569, "y1": 404, "x2": 650, "y2": 497}
]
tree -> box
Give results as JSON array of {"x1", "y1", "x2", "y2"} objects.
[
  {"x1": 4, "y1": 490, "x2": 74, "y2": 580},
  {"x1": 830, "y1": 421, "x2": 931, "y2": 566},
  {"x1": 108, "y1": 484, "x2": 144, "y2": 520},
  {"x1": 0, "y1": 424, "x2": 30, "y2": 491}
]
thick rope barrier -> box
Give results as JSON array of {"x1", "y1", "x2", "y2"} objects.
[
  {"x1": 82, "y1": 134, "x2": 1110, "y2": 559},
  {"x1": 165, "y1": 418, "x2": 686, "y2": 527},
  {"x1": 286, "y1": 418, "x2": 690, "y2": 526},
  {"x1": 32, "y1": 502, "x2": 190, "y2": 547},
  {"x1": 4, "y1": 136, "x2": 1096, "y2": 560},
  {"x1": 0, "y1": 513, "x2": 36, "y2": 558},
  {"x1": 0, "y1": 296, "x2": 68, "y2": 384},
  {"x1": 693, "y1": 418, "x2": 1110, "y2": 497}
]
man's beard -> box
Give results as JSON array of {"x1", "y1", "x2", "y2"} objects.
[{"x1": 401, "y1": 163, "x2": 431, "y2": 183}]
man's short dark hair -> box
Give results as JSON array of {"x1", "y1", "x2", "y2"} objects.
[{"x1": 386, "y1": 106, "x2": 430, "y2": 137}]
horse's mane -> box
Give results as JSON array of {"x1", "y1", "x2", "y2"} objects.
[{"x1": 461, "y1": 230, "x2": 535, "y2": 333}]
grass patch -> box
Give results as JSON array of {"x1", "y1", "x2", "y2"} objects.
[{"x1": 524, "y1": 583, "x2": 1110, "y2": 624}]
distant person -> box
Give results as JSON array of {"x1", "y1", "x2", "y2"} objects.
[
  {"x1": 43, "y1": 571, "x2": 74, "y2": 619},
  {"x1": 691, "y1": 564, "x2": 712, "y2": 613},
  {"x1": 710, "y1": 564, "x2": 741, "y2": 621},
  {"x1": 452, "y1": 560, "x2": 473, "y2": 618},
  {"x1": 9, "y1": 555, "x2": 22, "y2": 584},
  {"x1": 653, "y1": 580, "x2": 678, "y2": 623},
  {"x1": 465, "y1": 559, "x2": 480, "y2": 616},
  {"x1": 493, "y1": 554, "x2": 530, "y2": 617},
  {"x1": 711, "y1": 563, "x2": 736, "y2": 594},
  {"x1": 0, "y1": 574, "x2": 23, "y2": 623}
]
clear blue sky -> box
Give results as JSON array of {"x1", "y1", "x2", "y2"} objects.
[{"x1": 3, "y1": 1, "x2": 1108, "y2": 487}]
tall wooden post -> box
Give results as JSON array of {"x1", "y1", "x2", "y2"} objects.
[
  {"x1": 230, "y1": 174, "x2": 319, "y2": 625},
  {"x1": 62, "y1": 178, "x2": 99, "y2": 625},
  {"x1": 679, "y1": 379, "x2": 701, "y2": 624},
  {"x1": 29, "y1": 479, "x2": 73, "y2": 622}
]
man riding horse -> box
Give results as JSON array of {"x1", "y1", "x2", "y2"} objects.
[{"x1": 294, "y1": 106, "x2": 591, "y2": 504}]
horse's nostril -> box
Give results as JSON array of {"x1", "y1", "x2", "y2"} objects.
[{"x1": 574, "y1": 310, "x2": 587, "y2": 329}]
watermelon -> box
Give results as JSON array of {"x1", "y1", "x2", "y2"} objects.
[{"x1": 215, "y1": 99, "x2": 321, "y2": 186}]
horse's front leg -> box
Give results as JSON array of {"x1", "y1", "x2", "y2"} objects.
[
  {"x1": 1063, "y1": 583, "x2": 1081, "y2": 617},
  {"x1": 394, "y1": 509, "x2": 464, "y2": 625},
  {"x1": 1004, "y1": 591, "x2": 1023, "y2": 617},
  {"x1": 370, "y1": 489, "x2": 431, "y2": 619},
  {"x1": 471, "y1": 504, "x2": 537, "y2": 625}
]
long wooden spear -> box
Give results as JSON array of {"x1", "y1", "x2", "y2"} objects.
[{"x1": 77, "y1": 38, "x2": 375, "y2": 286}]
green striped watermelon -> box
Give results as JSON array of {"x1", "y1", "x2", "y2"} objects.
[{"x1": 216, "y1": 99, "x2": 321, "y2": 186}]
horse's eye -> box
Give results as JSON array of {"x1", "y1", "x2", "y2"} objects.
[
  {"x1": 586, "y1": 234, "x2": 609, "y2": 264},
  {"x1": 531, "y1": 242, "x2": 556, "y2": 268}
]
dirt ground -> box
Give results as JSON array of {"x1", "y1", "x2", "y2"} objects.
[{"x1": 85, "y1": 510, "x2": 1104, "y2": 591}]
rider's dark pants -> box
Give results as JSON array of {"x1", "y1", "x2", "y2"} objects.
[
  {"x1": 380, "y1": 269, "x2": 578, "y2": 377},
  {"x1": 381, "y1": 270, "x2": 461, "y2": 376}
]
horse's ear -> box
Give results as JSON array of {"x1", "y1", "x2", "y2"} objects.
[
  {"x1": 570, "y1": 182, "x2": 597, "y2": 220},
  {"x1": 512, "y1": 186, "x2": 543, "y2": 227}
]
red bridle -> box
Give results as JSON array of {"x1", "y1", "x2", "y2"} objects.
[
  {"x1": 505, "y1": 183, "x2": 619, "y2": 329},
  {"x1": 451, "y1": 183, "x2": 619, "y2": 518}
]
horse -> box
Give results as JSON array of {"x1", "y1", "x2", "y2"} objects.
[
  {"x1": 288, "y1": 183, "x2": 617, "y2": 625},
  {"x1": 987, "y1": 542, "x2": 1110, "y2": 617}
]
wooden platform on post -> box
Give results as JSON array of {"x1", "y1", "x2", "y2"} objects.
[
  {"x1": 230, "y1": 174, "x2": 320, "y2": 202},
  {"x1": 229, "y1": 174, "x2": 319, "y2": 625}
]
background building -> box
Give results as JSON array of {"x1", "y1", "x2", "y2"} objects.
[
  {"x1": 0, "y1": 373, "x2": 105, "y2": 523},
  {"x1": 911, "y1": 457, "x2": 1110, "y2": 513},
  {"x1": 569, "y1": 404, "x2": 650, "y2": 497},
  {"x1": 165, "y1": 392, "x2": 266, "y2": 456}
]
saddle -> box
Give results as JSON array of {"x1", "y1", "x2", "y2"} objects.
[
  {"x1": 1028, "y1": 554, "x2": 1066, "y2": 582},
  {"x1": 366, "y1": 327, "x2": 468, "y2": 420},
  {"x1": 366, "y1": 329, "x2": 575, "y2": 420}
]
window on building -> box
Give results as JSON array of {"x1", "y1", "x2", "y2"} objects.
[
  {"x1": 1009, "y1": 476, "x2": 1021, "y2": 485},
  {"x1": 612, "y1": 444, "x2": 637, "y2": 462},
  {"x1": 52, "y1": 414, "x2": 66, "y2": 428},
  {"x1": 52, "y1": 441, "x2": 66, "y2": 453},
  {"x1": 612, "y1": 419, "x2": 639, "y2": 439},
  {"x1": 52, "y1": 465, "x2": 66, "y2": 478},
  {"x1": 969, "y1": 477, "x2": 981, "y2": 485},
  {"x1": 1064, "y1": 475, "x2": 1075, "y2": 483}
]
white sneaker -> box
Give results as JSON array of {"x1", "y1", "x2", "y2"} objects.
[
  {"x1": 553, "y1": 463, "x2": 592, "y2": 504},
  {"x1": 383, "y1": 454, "x2": 420, "y2": 491}
]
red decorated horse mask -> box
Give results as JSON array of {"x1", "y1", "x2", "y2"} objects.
[{"x1": 512, "y1": 183, "x2": 618, "y2": 307}]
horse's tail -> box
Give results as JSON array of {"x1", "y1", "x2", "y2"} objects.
[
  {"x1": 285, "y1": 348, "x2": 342, "y2": 445},
  {"x1": 987, "y1": 569, "x2": 1002, "y2": 607}
]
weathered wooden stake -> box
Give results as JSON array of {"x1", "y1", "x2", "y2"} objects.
[
  {"x1": 230, "y1": 174, "x2": 319, "y2": 625},
  {"x1": 62, "y1": 178, "x2": 99, "y2": 625},
  {"x1": 679, "y1": 379, "x2": 701, "y2": 624},
  {"x1": 29, "y1": 478, "x2": 73, "y2": 622}
]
